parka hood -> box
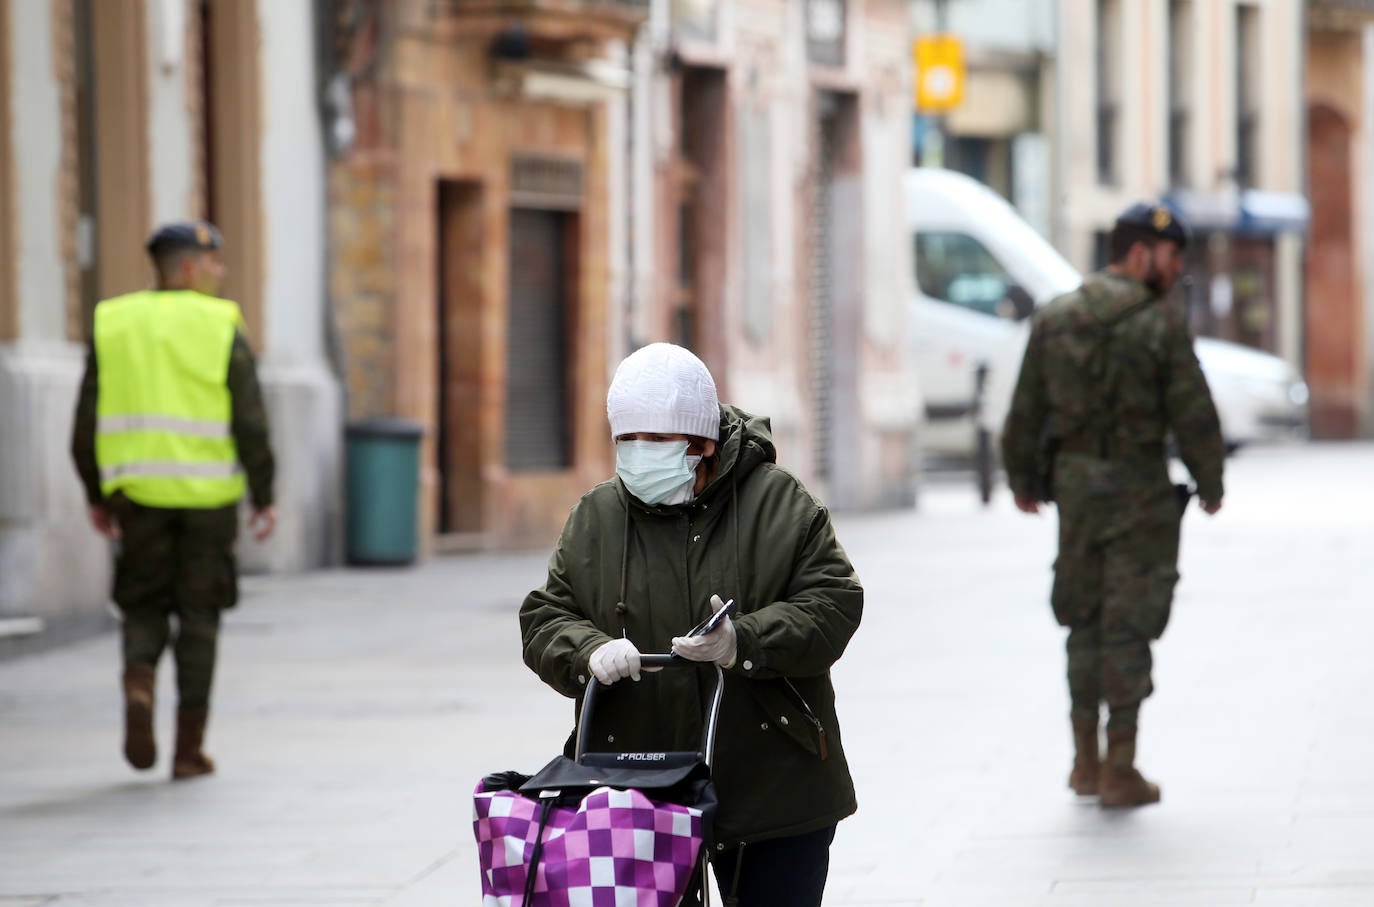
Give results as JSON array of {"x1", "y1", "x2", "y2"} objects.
[{"x1": 711, "y1": 404, "x2": 777, "y2": 486}]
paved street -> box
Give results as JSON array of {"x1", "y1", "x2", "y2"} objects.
[{"x1": 3, "y1": 442, "x2": 1373, "y2": 906}]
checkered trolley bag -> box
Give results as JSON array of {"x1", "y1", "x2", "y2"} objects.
[{"x1": 474, "y1": 655, "x2": 723, "y2": 906}]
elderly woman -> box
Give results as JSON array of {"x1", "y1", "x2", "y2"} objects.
[{"x1": 519, "y1": 343, "x2": 863, "y2": 906}]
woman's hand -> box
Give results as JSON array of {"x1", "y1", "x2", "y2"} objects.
[
  {"x1": 589, "y1": 638, "x2": 643, "y2": 684},
  {"x1": 671, "y1": 594, "x2": 738, "y2": 669}
]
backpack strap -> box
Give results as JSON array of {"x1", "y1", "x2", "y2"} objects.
[{"x1": 1090, "y1": 293, "x2": 1158, "y2": 457}]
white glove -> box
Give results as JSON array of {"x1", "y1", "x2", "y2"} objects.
[
  {"x1": 589, "y1": 637, "x2": 642, "y2": 685},
  {"x1": 671, "y1": 595, "x2": 738, "y2": 668}
]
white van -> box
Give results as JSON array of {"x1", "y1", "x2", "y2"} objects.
[{"x1": 906, "y1": 167, "x2": 1311, "y2": 457}]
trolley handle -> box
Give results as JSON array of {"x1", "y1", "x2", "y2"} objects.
[{"x1": 575, "y1": 655, "x2": 726, "y2": 768}]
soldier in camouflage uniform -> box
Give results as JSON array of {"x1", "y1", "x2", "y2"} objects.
[
  {"x1": 71, "y1": 221, "x2": 276, "y2": 780},
  {"x1": 1001, "y1": 203, "x2": 1225, "y2": 807}
]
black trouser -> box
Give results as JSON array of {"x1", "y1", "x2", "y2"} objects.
[
  {"x1": 712, "y1": 824, "x2": 836, "y2": 907},
  {"x1": 111, "y1": 495, "x2": 239, "y2": 710}
]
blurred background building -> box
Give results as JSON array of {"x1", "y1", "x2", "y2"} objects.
[
  {"x1": 322, "y1": 0, "x2": 646, "y2": 553},
  {"x1": 324, "y1": 0, "x2": 920, "y2": 552},
  {"x1": 909, "y1": 0, "x2": 1056, "y2": 238},
  {"x1": 627, "y1": 0, "x2": 920, "y2": 515},
  {"x1": 1305, "y1": 0, "x2": 1374, "y2": 438},
  {"x1": 1074, "y1": 0, "x2": 1308, "y2": 404},
  {"x1": 5, "y1": 0, "x2": 1374, "y2": 643},
  {"x1": 0, "y1": 0, "x2": 341, "y2": 639},
  {"x1": 914, "y1": 0, "x2": 1374, "y2": 439},
  {"x1": 1, "y1": 0, "x2": 921, "y2": 644}
]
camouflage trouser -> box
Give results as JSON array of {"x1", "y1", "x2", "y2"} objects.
[
  {"x1": 111, "y1": 496, "x2": 239, "y2": 710},
  {"x1": 1051, "y1": 456, "x2": 1183, "y2": 733}
]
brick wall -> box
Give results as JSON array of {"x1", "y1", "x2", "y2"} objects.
[{"x1": 330, "y1": 156, "x2": 397, "y2": 420}]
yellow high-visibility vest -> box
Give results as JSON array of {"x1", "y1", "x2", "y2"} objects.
[{"x1": 94, "y1": 290, "x2": 247, "y2": 508}]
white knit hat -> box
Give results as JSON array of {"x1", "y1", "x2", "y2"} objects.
[{"x1": 606, "y1": 343, "x2": 720, "y2": 440}]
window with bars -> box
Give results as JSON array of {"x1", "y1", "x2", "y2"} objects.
[
  {"x1": 806, "y1": 0, "x2": 846, "y2": 66},
  {"x1": 1235, "y1": 4, "x2": 1261, "y2": 187},
  {"x1": 670, "y1": 0, "x2": 717, "y2": 42},
  {"x1": 1168, "y1": 0, "x2": 1192, "y2": 187},
  {"x1": 1095, "y1": 0, "x2": 1121, "y2": 186},
  {"x1": 505, "y1": 208, "x2": 574, "y2": 472}
]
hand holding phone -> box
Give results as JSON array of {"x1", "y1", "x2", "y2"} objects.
[
  {"x1": 671, "y1": 596, "x2": 738, "y2": 665},
  {"x1": 686, "y1": 598, "x2": 735, "y2": 638}
]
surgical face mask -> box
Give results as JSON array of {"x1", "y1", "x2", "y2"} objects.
[{"x1": 615, "y1": 440, "x2": 703, "y2": 506}]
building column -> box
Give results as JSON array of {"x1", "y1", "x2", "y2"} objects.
[
  {"x1": 90, "y1": 0, "x2": 152, "y2": 308},
  {"x1": 0, "y1": 0, "x2": 13, "y2": 342},
  {"x1": 204, "y1": 0, "x2": 265, "y2": 349},
  {"x1": 0, "y1": 1, "x2": 109, "y2": 638},
  {"x1": 238, "y1": 0, "x2": 343, "y2": 572}
]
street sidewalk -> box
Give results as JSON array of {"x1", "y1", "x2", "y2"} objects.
[{"x1": 3, "y1": 443, "x2": 1373, "y2": 906}]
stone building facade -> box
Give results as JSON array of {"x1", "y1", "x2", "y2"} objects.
[
  {"x1": 1305, "y1": 1, "x2": 1374, "y2": 437},
  {"x1": 327, "y1": 0, "x2": 923, "y2": 551},
  {"x1": 909, "y1": 0, "x2": 1058, "y2": 238},
  {"x1": 0, "y1": 0, "x2": 341, "y2": 644},
  {"x1": 1057, "y1": 0, "x2": 1309, "y2": 374},
  {"x1": 326, "y1": 0, "x2": 645, "y2": 548},
  {"x1": 630, "y1": 0, "x2": 921, "y2": 512}
]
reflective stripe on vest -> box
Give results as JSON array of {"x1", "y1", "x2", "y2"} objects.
[
  {"x1": 94, "y1": 290, "x2": 246, "y2": 509},
  {"x1": 100, "y1": 461, "x2": 242, "y2": 481},
  {"x1": 96, "y1": 415, "x2": 232, "y2": 439}
]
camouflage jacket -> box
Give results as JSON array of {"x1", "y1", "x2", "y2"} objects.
[
  {"x1": 1001, "y1": 271, "x2": 1225, "y2": 503},
  {"x1": 70, "y1": 332, "x2": 276, "y2": 509}
]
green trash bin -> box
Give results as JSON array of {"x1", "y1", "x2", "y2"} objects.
[{"x1": 345, "y1": 418, "x2": 423, "y2": 566}]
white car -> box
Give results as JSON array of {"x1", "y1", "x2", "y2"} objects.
[{"x1": 906, "y1": 168, "x2": 1310, "y2": 457}]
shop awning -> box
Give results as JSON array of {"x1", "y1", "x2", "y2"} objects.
[
  {"x1": 1162, "y1": 189, "x2": 1241, "y2": 231},
  {"x1": 1161, "y1": 188, "x2": 1310, "y2": 234},
  {"x1": 1238, "y1": 190, "x2": 1310, "y2": 234}
]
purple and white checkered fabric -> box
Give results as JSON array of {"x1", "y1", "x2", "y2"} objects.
[{"x1": 474, "y1": 781, "x2": 703, "y2": 906}]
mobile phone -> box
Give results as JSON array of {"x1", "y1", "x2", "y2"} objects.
[{"x1": 686, "y1": 599, "x2": 735, "y2": 638}]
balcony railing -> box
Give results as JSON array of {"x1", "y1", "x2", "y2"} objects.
[
  {"x1": 1310, "y1": 0, "x2": 1374, "y2": 28},
  {"x1": 419, "y1": 0, "x2": 649, "y2": 40},
  {"x1": 1311, "y1": 0, "x2": 1374, "y2": 9},
  {"x1": 433, "y1": 0, "x2": 649, "y2": 13}
]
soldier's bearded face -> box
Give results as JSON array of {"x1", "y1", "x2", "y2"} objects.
[{"x1": 1145, "y1": 243, "x2": 1184, "y2": 295}]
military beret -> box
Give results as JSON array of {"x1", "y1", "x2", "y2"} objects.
[
  {"x1": 1113, "y1": 202, "x2": 1190, "y2": 249},
  {"x1": 145, "y1": 221, "x2": 223, "y2": 255}
]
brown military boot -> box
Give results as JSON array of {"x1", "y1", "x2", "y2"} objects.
[
  {"x1": 1068, "y1": 719, "x2": 1100, "y2": 796},
  {"x1": 171, "y1": 707, "x2": 216, "y2": 780},
  {"x1": 1099, "y1": 729, "x2": 1161, "y2": 807},
  {"x1": 122, "y1": 665, "x2": 157, "y2": 770}
]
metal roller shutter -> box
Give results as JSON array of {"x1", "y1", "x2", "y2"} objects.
[
  {"x1": 505, "y1": 208, "x2": 571, "y2": 471},
  {"x1": 809, "y1": 99, "x2": 839, "y2": 480}
]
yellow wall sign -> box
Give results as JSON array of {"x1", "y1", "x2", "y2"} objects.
[{"x1": 914, "y1": 35, "x2": 966, "y2": 113}]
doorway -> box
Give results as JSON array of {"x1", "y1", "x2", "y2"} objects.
[{"x1": 436, "y1": 180, "x2": 485, "y2": 533}]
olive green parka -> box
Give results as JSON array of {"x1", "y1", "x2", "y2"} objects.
[{"x1": 519, "y1": 405, "x2": 862, "y2": 848}]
